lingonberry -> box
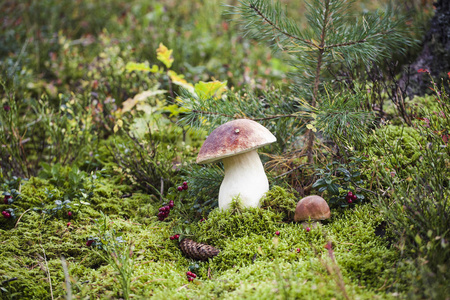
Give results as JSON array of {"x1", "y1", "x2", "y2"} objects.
[
  {"x1": 306, "y1": 227, "x2": 311, "y2": 232},
  {"x1": 275, "y1": 231, "x2": 280, "y2": 236},
  {"x1": 168, "y1": 201, "x2": 174, "y2": 209},
  {"x1": 351, "y1": 194, "x2": 357, "y2": 201},
  {"x1": 296, "y1": 248, "x2": 300, "y2": 253},
  {"x1": 3, "y1": 195, "x2": 11, "y2": 204},
  {"x1": 177, "y1": 186, "x2": 183, "y2": 192},
  {"x1": 186, "y1": 271, "x2": 193, "y2": 277},
  {"x1": 170, "y1": 236, "x2": 175, "y2": 240},
  {"x1": 183, "y1": 181, "x2": 188, "y2": 187},
  {"x1": 67, "y1": 222, "x2": 71, "y2": 227},
  {"x1": 86, "y1": 240, "x2": 94, "y2": 247},
  {"x1": 182, "y1": 184, "x2": 188, "y2": 190},
  {"x1": 68, "y1": 211, "x2": 72, "y2": 217},
  {"x1": 164, "y1": 205, "x2": 170, "y2": 211},
  {"x1": 347, "y1": 191, "x2": 353, "y2": 197},
  {"x1": 3, "y1": 104, "x2": 10, "y2": 112},
  {"x1": 2, "y1": 211, "x2": 10, "y2": 218},
  {"x1": 187, "y1": 277, "x2": 194, "y2": 282},
  {"x1": 174, "y1": 234, "x2": 180, "y2": 239},
  {"x1": 348, "y1": 199, "x2": 353, "y2": 204}
]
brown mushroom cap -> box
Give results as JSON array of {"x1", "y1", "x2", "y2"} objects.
[
  {"x1": 196, "y1": 119, "x2": 276, "y2": 164},
  {"x1": 294, "y1": 195, "x2": 331, "y2": 222}
]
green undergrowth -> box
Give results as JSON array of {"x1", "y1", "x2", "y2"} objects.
[{"x1": 1, "y1": 178, "x2": 403, "y2": 299}]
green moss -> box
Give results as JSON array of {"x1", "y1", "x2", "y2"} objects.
[
  {"x1": 260, "y1": 185, "x2": 297, "y2": 221},
  {"x1": 195, "y1": 207, "x2": 283, "y2": 248},
  {"x1": 368, "y1": 124, "x2": 424, "y2": 176},
  {"x1": 0, "y1": 172, "x2": 404, "y2": 299}
]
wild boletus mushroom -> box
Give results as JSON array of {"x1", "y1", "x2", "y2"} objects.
[
  {"x1": 294, "y1": 195, "x2": 330, "y2": 228},
  {"x1": 196, "y1": 119, "x2": 276, "y2": 210}
]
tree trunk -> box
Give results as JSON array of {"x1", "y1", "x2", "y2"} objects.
[{"x1": 405, "y1": 0, "x2": 450, "y2": 96}]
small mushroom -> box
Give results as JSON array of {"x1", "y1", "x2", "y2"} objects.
[
  {"x1": 196, "y1": 119, "x2": 276, "y2": 210},
  {"x1": 294, "y1": 195, "x2": 330, "y2": 228}
]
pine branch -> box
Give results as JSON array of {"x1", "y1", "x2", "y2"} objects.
[{"x1": 247, "y1": 1, "x2": 319, "y2": 50}]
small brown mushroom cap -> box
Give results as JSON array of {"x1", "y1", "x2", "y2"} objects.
[
  {"x1": 196, "y1": 119, "x2": 276, "y2": 164},
  {"x1": 294, "y1": 195, "x2": 331, "y2": 222}
]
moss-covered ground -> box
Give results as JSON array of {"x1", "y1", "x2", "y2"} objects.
[{"x1": 1, "y1": 177, "x2": 402, "y2": 299}]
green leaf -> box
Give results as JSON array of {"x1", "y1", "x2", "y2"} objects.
[
  {"x1": 328, "y1": 183, "x2": 340, "y2": 195},
  {"x1": 312, "y1": 178, "x2": 326, "y2": 188},
  {"x1": 194, "y1": 80, "x2": 227, "y2": 99},
  {"x1": 156, "y1": 43, "x2": 174, "y2": 68}
]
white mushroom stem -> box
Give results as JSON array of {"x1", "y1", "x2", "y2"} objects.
[{"x1": 219, "y1": 150, "x2": 269, "y2": 210}]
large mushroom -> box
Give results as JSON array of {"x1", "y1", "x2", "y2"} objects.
[
  {"x1": 196, "y1": 119, "x2": 276, "y2": 210},
  {"x1": 294, "y1": 195, "x2": 331, "y2": 228}
]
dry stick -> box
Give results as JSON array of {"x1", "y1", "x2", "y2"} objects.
[
  {"x1": 40, "y1": 243, "x2": 54, "y2": 300},
  {"x1": 60, "y1": 255, "x2": 72, "y2": 300},
  {"x1": 14, "y1": 208, "x2": 31, "y2": 228}
]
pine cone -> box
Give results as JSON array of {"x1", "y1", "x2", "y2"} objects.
[{"x1": 179, "y1": 238, "x2": 220, "y2": 261}]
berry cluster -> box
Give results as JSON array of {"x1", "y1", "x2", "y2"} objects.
[
  {"x1": 3, "y1": 195, "x2": 12, "y2": 205},
  {"x1": 169, "y1": 234, "x2": 180, "y2": 240},
  {"x1": 157, "y1": 200, "x2": 174, "y2": 221},
  {"x1": 186, "y1": 271, "x2": 197, "y2": 282},
  {"x1": 177, "y1": 181, "x2": 188, "y2": 192},
  {"x1": 345, "y1": 191, "x2": 357, "y2": 204},
  {"x1": 1, "y1": 210, "x2": 11, "y2": 218}
]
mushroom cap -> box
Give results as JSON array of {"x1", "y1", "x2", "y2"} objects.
[
  {"x1": 196, "y1": 119, "x2": 276, "y2": 164},
  {"x1": 294, "y1": 195, "x2": 331, "y2": 222}
]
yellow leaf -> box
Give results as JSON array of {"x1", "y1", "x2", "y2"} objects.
[
  {"x1": 156, "y1": 43, "x2": 174, "y2": 68},
  {"x1": 122, "y1": 98, "x2": 139, "y2": 113},
  {"x1": 306, "y1": 123, "x2": 317, "y2": 132},
  {"x1": 114, "y1": 119, "x2": 123, "y2": 133}
]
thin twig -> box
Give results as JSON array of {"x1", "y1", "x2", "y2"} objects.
[
  {"x1": 40, "y1": 243, "x2": 54, "y2": 300},
  {"x1": 14, "y1": 208, "x2": 31, "y2": 228},
  {"x1": 274, "y1": 164, "x2": 308, "y2": 179},
  {"x1": 60, "y1": 255, "x2": 72, "y2": 300}
]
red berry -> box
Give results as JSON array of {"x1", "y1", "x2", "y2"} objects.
[
  {"x1": 186, "y1": 271, "x2": 192, "y2": 276},
  {"x1": 158, "y1": 217, "x2": 165, "y2": 221},
  {"x1": 191, "y1": 273, "x2": 197, "y2": 278},
  {"x1": 170, "y1": 236, "x2": 175, "y2": 240},
  {"x1": 159, "y1": 207, "x2": 165, "y2": 212},
  {"x1": 164, "y1": 205, "x2": 170, "y2": 211},
  {"x1": 347, "y1": 191, "x2": 353, "y2": 197},
  {"x1": 86, "y1": 240, "x2": 93, "y2": 247},
  {"x1": 3, "y1": 104, "x2": 10, "y2": 112},
  {"x1": 1, "y1": 211, "x2": 6, "y2": 215},
  {"x1": 348, "y1": 199, "x2": 353, "y2": 204},
  {"x1": 296, "y1": 248, "x2": 300, "y2": 253},
  {"x1": 188, "y1": 277, "x2": 193, "y2": 282},
  {"x1": 306, "y1": 227, "x2": 311, "y2": 232},
  {"x1": 4, "y1": 195, "x2": 11, "y2": 204},
  {"x1": 182, "y1": 184, "x2": 188, "y2": 190},
  {"x1": 67, "y1": 222, "x2": 71, "y2": 227},
  {"x1": 351, "y1": 194, "x2": 357, "y2": 201},
  {"x1": 174, "y1": 234, "x2": 180, "y2": 239},
  {"x1": 275, "y1": 231, "x2": 280, "y2": 236},
  {"x1": 68, "y1": 211, "x2": 72, "y2": 217},
  {"x1": 177, "y1": 186, "x2": 183, "y2": 192},
  {"x1": 183, "y1": 181, "x2": 188, "y2": 186}
]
